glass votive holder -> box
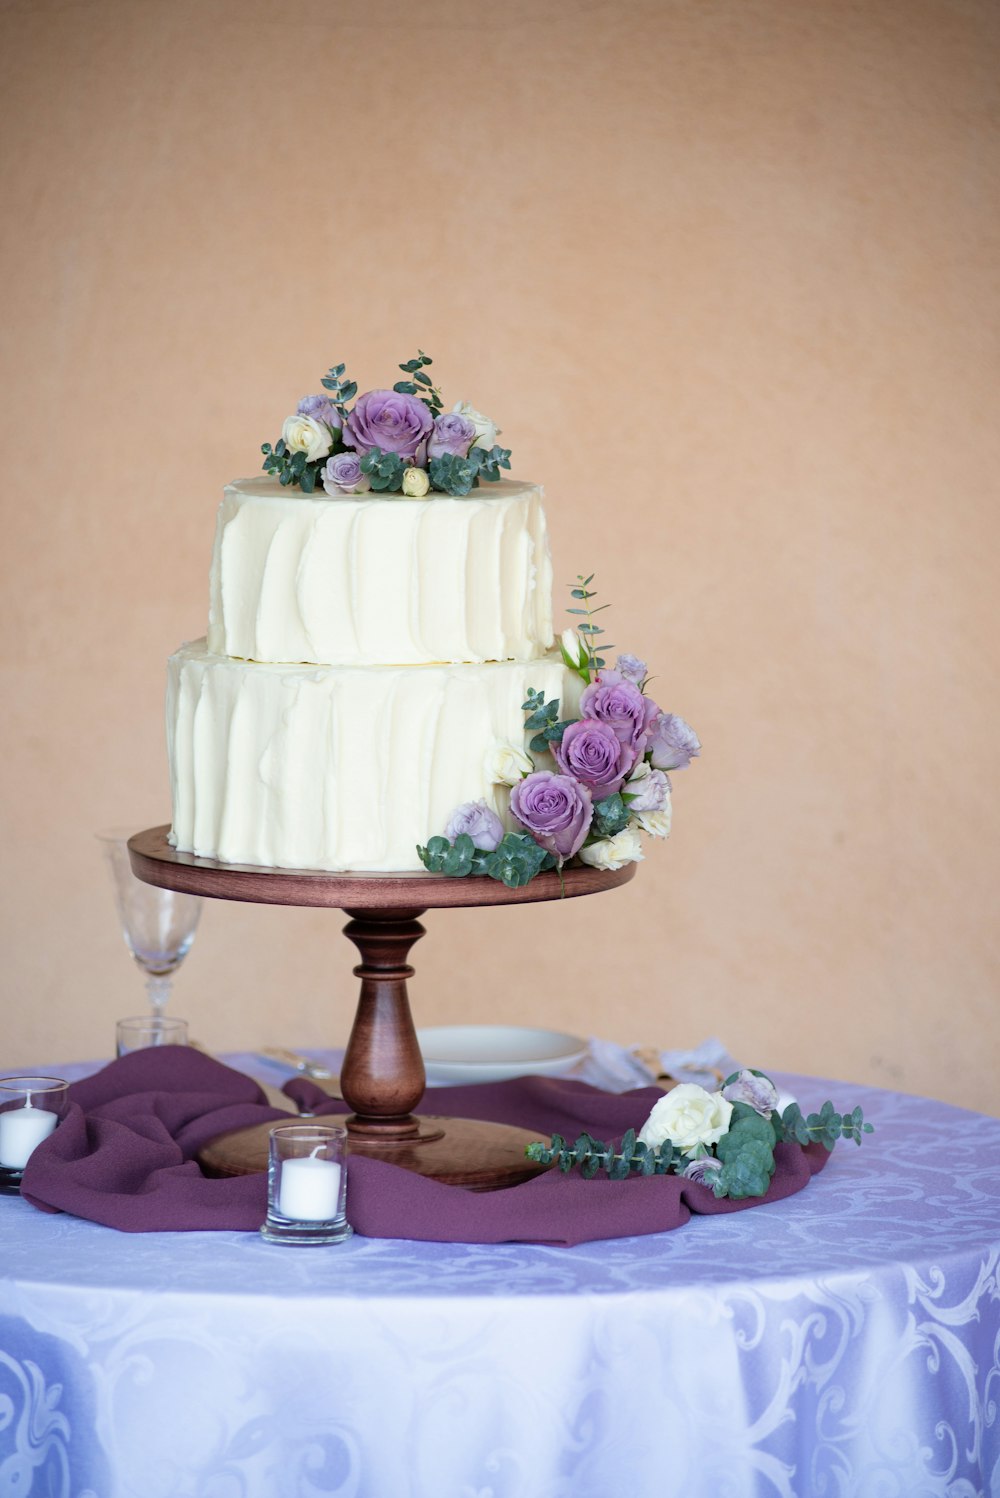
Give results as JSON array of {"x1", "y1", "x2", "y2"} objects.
[
  {"x1": 0, "y1": 1076, "x2": 70, "y2": 1195},
  {"x1": 261, "y1": 1123, "x2": 352, "y2": 1246},
  {"x1": 116, "y1": 1015, "x2": 189, "y2": 1057}
]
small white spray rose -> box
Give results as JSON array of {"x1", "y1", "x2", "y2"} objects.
[
  {"x1": 638, "y1": 1084, "x2": 734, "y2": 1154},
  {"x1": 484, "y1": 740, "x2": 534, "y2": 786},
  {"x1": 577, "y1": 825, "x2": 645, "y2": 871},
  {"x1": 452, "y1": 399, "x2": 499, "y2": 451},
  {"x1": 635, "y1": 800, "x2": 672, "y2": 838},
  {"x1": 560, "y1": 628, "x2": 589, "y2": 672},
  {"x1": 401, "y1": 466, "x2": 430, "y2": 498},
  {"x1": 281, "y1": 412, "x2": 334, "y2": 463}
]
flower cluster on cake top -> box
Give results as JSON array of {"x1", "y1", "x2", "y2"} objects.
[
  {"x1": 418, "y1": 578, "x2": 701, "y2": 888},
  {"x1": 262, "y1": 354, "x2": 511, "y2": 498}
]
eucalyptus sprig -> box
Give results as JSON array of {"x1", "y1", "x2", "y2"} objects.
[
  {"x1": 260, "y1": 440, "x2": 323, "y2": 494},
  {"x1": 319, "y1": 360, "x2": 358, "y2": 416},
  {"x1": 359, "y1": 446, "x2": 406, "y2": 493},
  {"x1": 566, "y1": 576, "x2": 612, "y2": 673},
  {"x1": 526, "y1": 1097, "x2": 873, "y2": 1202},
  {"x1": 393, "y1": 351, "x2": 443, "y2": 417},
  {"x1": 522, "y1": 689, "x2": 575, "y2": 754},
  {"x1": 429, "y1": 444, "x2": 513, "y2": 497},
  {"x1": 416, "y1": 831, "x2": 556, "y2": 889}
]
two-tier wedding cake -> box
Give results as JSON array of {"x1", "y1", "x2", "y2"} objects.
[{"x1": 167, "y1": 354, "x2": 699, "y2": 881}]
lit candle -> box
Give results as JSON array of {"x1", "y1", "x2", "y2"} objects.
[
  {"x1": 277, "y1": 1147, "x2": 342, "y2": 1222},
  {"x1": 0, "y1": 1103, "x2": 57, "y2": 1169}
]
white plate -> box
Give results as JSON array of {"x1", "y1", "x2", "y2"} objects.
[{"x1": 417, "y1": 1025, "x2": 589, "y2": 1085}]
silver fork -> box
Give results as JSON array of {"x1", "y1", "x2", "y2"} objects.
[{"x1": 257, "y1": 1046, "x2": 342, "y2": 1092}]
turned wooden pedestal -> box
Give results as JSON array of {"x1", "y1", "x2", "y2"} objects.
[{"x1": 129, "y1": 827, "x2": 636, "y2": 1189}]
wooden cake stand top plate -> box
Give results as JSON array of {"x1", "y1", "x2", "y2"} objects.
[{"x1": 128, "y1": 826, "x2": 637, "y2": 911}]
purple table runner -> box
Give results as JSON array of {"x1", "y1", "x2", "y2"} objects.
[{"x1": 21, "y1": 1048, "x2": 828, "y2": 1244}]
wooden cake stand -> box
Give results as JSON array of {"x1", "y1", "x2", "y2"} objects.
[{"x1": 128, "y1": 826, "x2": 636, "y2": 1191}]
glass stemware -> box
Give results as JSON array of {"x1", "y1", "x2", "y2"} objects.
[{"x1": 98, "y1": 829, "x2": 202, "y2": 1016}]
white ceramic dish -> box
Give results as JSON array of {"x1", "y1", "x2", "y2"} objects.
[{"x1": 417, "y1": 1025, "x2": 590, "y2": 1085}]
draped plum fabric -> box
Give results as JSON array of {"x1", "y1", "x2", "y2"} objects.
[{"x1": 20, "y1": 1048, "x2": 827, "y2": 1242}]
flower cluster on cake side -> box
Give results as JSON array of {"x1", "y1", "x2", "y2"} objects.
[
  {"x1": 262, "y1": 353, "x2": 510, "y2": 498},
  {"x1": 418, "y1": 577, "x2": 701, "y2": 888},
  {"x1": 526, "y1": 1069, "x2": 873, "y2": 1201}
]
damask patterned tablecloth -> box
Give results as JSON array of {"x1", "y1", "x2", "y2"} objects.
[{"x1": 1, "y1": 1064, "x2": 999, "y2": 1498}]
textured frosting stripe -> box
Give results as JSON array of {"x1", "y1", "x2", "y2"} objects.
[
  {"x1": 167, "y1": 641, "x2": 569, "y2": 872},
  {"x1": 205, "y1": 476, "x2": 554, "y2": 667}
]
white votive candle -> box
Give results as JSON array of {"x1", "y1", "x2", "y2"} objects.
[
  {"x1": 0, "y1": 1105, "x2": 57, "y2": 1169},
  {"x1": 277, "y1": 1150, "x2": 342, "y2": 1222}
]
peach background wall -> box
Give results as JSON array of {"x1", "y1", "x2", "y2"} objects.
[{"x1": 2, "y1": 0, "x2": 998, "y2": 1114}]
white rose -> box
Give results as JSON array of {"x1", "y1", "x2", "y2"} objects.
[
  {"x1": 577, "y1": 825, "x2": 645, "y2": 871},
  {"x1": 281, "y1": 413, "x2": 333, "y2": 463},
  {"x1": 638, "y1": 1083, "x2": 734, "y2": 1153},
  {"x1": 636, "y1": 797, "x2": 672, "y2": 838},
  {"x1": 559, "y1": 628, "x2": 589, "y2": 672},
  {"x1": 484, "y1": 740, "x2": 533, "y2": 786},
  {"x1": 452, "y1": 399, "x2": 499, "y2": 451},
  {"x1": 401, "y1": 466, "x2": 430, "y2": 498}
]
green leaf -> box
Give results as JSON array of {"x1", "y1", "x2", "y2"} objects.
[
  {"x1": 394, "y1": 381, "x2": 418, "y2": 395},
  {"x1": 413, "y1": 370, "x2": 433, "y2": 387},
  {"x1": 428, "y1": 453, "x2": 478, "y2": 496},
  {"x1": 592, "y1": 794, "x2": 629, "y2": 838},
  {"x1": 716, "y1": 1140, "x2": 775, "y2": 1199}
]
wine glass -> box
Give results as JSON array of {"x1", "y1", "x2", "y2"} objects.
[{"x1": 98, "y1": 829, "x2": 202, "y2": 1016}]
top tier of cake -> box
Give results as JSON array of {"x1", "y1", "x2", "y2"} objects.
[{"x1": 206, "y1": 476, "x2": 554, "y2": 667}]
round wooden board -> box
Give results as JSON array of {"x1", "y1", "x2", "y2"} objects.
[
  {"x1": 128, "y1": 826, "x2": 637, "y2": 910},
  {"x1": 198, "y1": 1115, "x2": 549, "y2": 1191}
]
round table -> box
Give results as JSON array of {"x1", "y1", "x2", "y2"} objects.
[{"x1": 2, "y1": 1064, "x2": 998, "y2": 1498}]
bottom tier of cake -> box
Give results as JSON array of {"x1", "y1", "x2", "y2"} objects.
[{"x1": 167, "y1": 640, "x2": 571, "y2": 872}]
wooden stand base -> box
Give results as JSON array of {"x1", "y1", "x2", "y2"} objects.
[
  {"x1": 198, "y1": 1115, "x2": 547, "y2": 1190},
  {"x1": 129, "y1": 828, "x2": 636, "y2": 1191}
]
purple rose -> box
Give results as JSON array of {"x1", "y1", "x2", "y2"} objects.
[
  {"x1": 681, "y1": 1156, "x2": 723, "y2": 1186},
  {"x1": 297, "y1": 394, "x2": 342, "y2": 431},
  {"x1": 616, "y1": 653, "x2": 648, "y2": 685},
  {"x1": 444, "y1": 800, "x2": 504, "y2": 852},
  {"x1": 510, "y1": 771, "x2": 592, "y2": 859},
  {"x1": 322, "y1": 451, "x2": 371, "y2": 496},
  {"x1": 579, "y1": 670, "x2": 657, "y2": 755},
  {"x1": 624, "y1": 766, "x2": 669, "y2": 813},
  {"x1": 553, "y1": 719, "x2": 636, "y2": 799},
  {"x1": 647, "y1": 712, "x2": 701, "y2": 771},
  {"x1": 343, "y1": 389, "x2": 434, "y2": 460},
  {"x1": 721, "y1": 1069, "x2": 779, "y2": 1117},
  {"x1": 428, "y1": 412, "x2": 476, "y2": 460}
]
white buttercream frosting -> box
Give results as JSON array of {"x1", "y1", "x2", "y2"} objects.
[
  {"x1": 167, "y1": 641, "x2": 569, "y2": 872},
  {"x1": 206, "y1": 477, "x2": 554, "y2": 667}
]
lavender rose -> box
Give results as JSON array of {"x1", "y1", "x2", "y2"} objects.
[
  {"x1": 721, "y1": 1069, "x2": 780, "y2": 1117},
  {"x1": 623, "y1": 763, "x2": 669, "y2": 813},
  {"x1": 510, "y1": 771, "x2": 592, "y2": 859},
  {"x1": 297, "y1": 394, "x2": 342, "y2": 431},
  {"x1": 343, "y1": 388, "x2": 433, "y2": 460},
  {"x1": 579, "y1": 669, "x2": 657, "y2": 755},
  {"x1": 428, "y1": 411, "x2": 476, "y2": 459},
  {"x1": 647, "y1": 712, "x2": 701, "y2": 771},
  {"x1": 616, "y1": 653, "x2": 648, "y2": 685},
  {"x1": 681, "y1": 1156, "x2": 724, "y2": 1186},
  {"x1": 554, "y1": 718, "x2": 636, "y2": 799},
  {"x1": 322, "y1": 451, "x2": 371, "y2": 496},
  {"x1": 444, "y1": 800, "x2": 504, "y2": 851}
]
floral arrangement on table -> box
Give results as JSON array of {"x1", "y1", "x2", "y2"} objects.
[
  {"x1": 417, "y1": 578, "x2": 701, "y2": 888},
  {"x1": 526, "y1": 1070, "x2": 873, "y2": 1201},
  {"x1": 261, "y1": 353, "x2": 511, "y2": 498}
]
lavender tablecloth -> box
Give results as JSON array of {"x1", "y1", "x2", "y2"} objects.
[{"x1": 2, "y1": 1056, "x2": 999, "y2": 1498}]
